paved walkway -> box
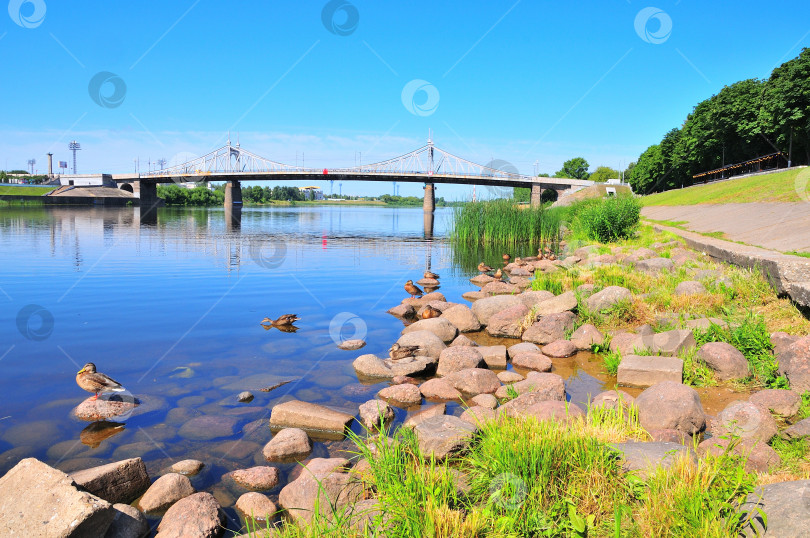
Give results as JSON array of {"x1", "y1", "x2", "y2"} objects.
[{"x1": 642, "y1": 202, "x2": 810, "y2": 253}]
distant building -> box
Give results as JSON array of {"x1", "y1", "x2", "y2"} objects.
[{"x1": 301, "y1": 186, "x2": 324, "y2": 200}]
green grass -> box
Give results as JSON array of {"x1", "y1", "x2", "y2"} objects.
[
  {"x1": 769, "y1": 437, "x2": 810, "y2": 475},
  {"x1": 568, "y1": 195, "x2": 642, "y2": 243},
  {"x1": 0, "y1": 185, "x2": 55, "y2": 196},
  {"x1": 450, "y1": 199, "x2": 564, "y2": 247},
  {"x1": 643, "y1": 167, "x2": 807, "y2": 206},
  {"x1": 603, "y1": 350, "x2": 621, "y2": 376},
  {"x1": 785, "y1": 250, "x2": 810, "y2": 259},
  {"x1": 798, "y1": 391, "x2": 810, "y2": 420}
]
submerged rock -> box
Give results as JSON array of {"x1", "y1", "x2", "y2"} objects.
[
  {"x1": 269, "y1": 400, "x2": 354, "y2": 434},
  {"x1": 337, "y1": 339, "x2": 367, "y2": 351}
]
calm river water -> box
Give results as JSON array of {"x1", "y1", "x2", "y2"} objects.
[{"x1": 0, "y1": 204, "x2": 609, "y2": 531}]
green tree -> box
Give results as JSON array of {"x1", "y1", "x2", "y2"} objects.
[
  {"x1": 761, "y1": 47, "x2": 810, "y2": 165},
  {"x1": 628, "y1": 144, "x2": 665, "y2": 194},
  {"x1": 589, "y1": 166, "x2": 620, "y2": 183},
  {"x1": 555, "y1": 157, "x2": 590, "y2": 180}
]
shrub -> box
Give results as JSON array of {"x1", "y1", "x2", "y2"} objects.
[{"x1": 572, "y1": 195, "x2": 641, "y2": 243}]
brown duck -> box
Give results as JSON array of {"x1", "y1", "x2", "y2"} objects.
[
  {"x1": 421, "y1": 305, "x2": 442, "y2": 319},
  {"x1": 389, "y1": 343, "x2": 419, "y2": 360},
  {"x1": 404, "y1": 280, "x2": 424, "y2": 298},
  {"x1": 493, "y1": 268, "x2": 503, "y2": 280},
  {"x1": 423, "y1": 270, "x2": 440, "y2": 280},
  {"x1": 477, "y1": 262, "x2": 493, "y2": 273},
  {"x1": 261, "y1": 314, "x2": 300, "y2": 326},
  {"x1": 76, "y1": 363, "x2": 125, "y2": 400},
  {"x1": 502, "y1": 254, "x2": 511, "y2": 262}
]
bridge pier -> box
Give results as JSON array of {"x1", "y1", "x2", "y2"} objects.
[
  {"x1": 136, "y1": 181, "x2": 161, "y2": 210},
  {"x1": 224, "y1": 180, "x2": 243, "y2": 207},
  {"x1": 530, "y1": 184, "x2": 543, "y2": 208},
  {"x1": 225, "y1": 204, "x2": 242, "y2": 232},
  {"x1": 423, "y1": 183, "x2": 435, "y2": 213}
]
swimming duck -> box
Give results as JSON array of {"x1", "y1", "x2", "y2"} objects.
[
  {"x1": 423, "y1": 270, "x2": 440, "y2": 280},
  {"x1": 477, "y1": 262, "x2": 493, "y2": 273},
  {"x1": 261, "y1": 314, "x2": 300, "y2": 326},
  {"x1": 421, "y1": 305, "x2": 442, "y2": 319},
  {"x1": 404, "y1": 280, "x2": 424, "y2": 298},
  {"x1": 389, "y1": 343, "x2": 419, "y2": 360},
  {"x1": 76, "y1": 363, "x2": 125, "y2": 401}
]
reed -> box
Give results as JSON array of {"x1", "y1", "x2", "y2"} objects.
[{"x1": 449, "y1": 199, "x2": 564, "y2": 247}]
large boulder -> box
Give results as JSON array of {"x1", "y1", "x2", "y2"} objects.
[
  {"x1": 715, "y1": 400, "x2": 778, "y2": 443},
  {"x1": 155, "y1": 492, "x2": 225, "y2": 538},
  {"x1": 784, "y1": 336, "x2": 810, "y2": 392},
  {"x1": 402, "y1": 318, "x2": 458, "y2": 343},
  {"x1": 278, "y1": 462, "x2": 363, "y2": 526},
  {"x1": 235, "y1": 492, "x2": 277, "y2": 524},
  {"x1": 377, "y1": 384, "x2": 422, "y2": 407},
  {"x1": 610, "y1": 441, "x2": 695, "y2": 478},
  {"x1": 459, "y1": 406, "x2": 498, "y2": 425},
  {"x1": 737, "y1": 480, "x2": 810, "y2": 537},
  {"x1": 630, "y1": 329, "x2": 695, "y2": 356},
  {"x1": 477, "y1": 345, "x2": 508, "y2": 369},
  {"x1": 269, "y1": 400, "x2": 354, "y2": 434},
  {"x1": 358, "y1": 400, "x2": 395, "y2": 429},
  {"x1": 697, "y1": 342, "x2": 750, "y2": 381},
  {"x1": 419, "y1": 378, "x2": 462, "y2": 400},
  {"x1": 635, "y1": 381, "x2": 706, "y2": 436},
  {"x1": 73, "y1": 397, "x2": 139, "y2": 422},
  {"x1": 511, "y1": 351, "x2": 552, "y2": 372},
  {"x1": 413, "y1": 416, "x2": 477, "y2": 460},
  {"x1": 533, "y1": 291, "x2": 578, "y2": 315},
  {"x1": 586, "y1": 286, "x2": 632, "y2": 313},
  {"x1": 441, "y1": 304, "x2": 482, "y2": 332},
  {"x1": 485, "y1": 304, "x2": 530, "y2": 338},
  {"x1": 480, "y1": 281, "x2": 521, "y2": 295},
  {"x1": 542, "y1": 340, "x2": 578, "y2": 358},
  {"x1": 228, "y1": 466, "x2": 281, "y2": 491},
  {"x1": 519, "y1": 290, "x2": 555, "y2": 309},
  {"x1": 609, "y1": 332, "x2": 638, "y2": 355},
  {"x1": 403, "y1": 403, "x2": 446, "y2": 428},
  {"x1": 138, "y1": 473, "x2": 195, "y2": 513},
  {"x1": 749, "y1": 389, "x2": 801, "y2": 417},
  {"x1": 396, "y1": 331, "x2": 447, "y2": 359},
  {"x1": 494, "y1": 372, "x2": 565, "y2": 401},
  {"x1": 443, "y1": 368, "x2": 501, "y2": 396},
  {"x1": 570, "y1": 323, "x2": 605, "y2": 350},
  {"x1": 70, "y1": 457, "x2": 150, "y2": 504},
  {"x1": 617, "y1": 355, "x2": 684, "y2": 388},
  {"x1": 436, "y1": 346, "x2": 485, "y2": 376},
  {"x1": 352, "y1": 353, "x2": 434, "y2": 379},
  {"x1": 263, "y1": 428, "x2": 312, "y2": 462},
  {"x1": 635, "y1": 257, "x2": 674, "y2": 273},
  {"x1": 522, "y1": 312, "x2": 576, "y2": 345},
  {"x1": 471, "y1": 295, "x2": 522, "y2": 326},
  {"x1": 104, "y1": 503, "x2": 149, "y2": 538},
  {"x1": 0, "y1": 458, "x2": 115, "y2": 537},
  {"x1": 699, "y1": 437, "x2": 781, "y2": 474}
]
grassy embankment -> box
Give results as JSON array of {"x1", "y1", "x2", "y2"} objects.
[{"x1": 0, "y1": 185, "x2": 55, "y2": 196}]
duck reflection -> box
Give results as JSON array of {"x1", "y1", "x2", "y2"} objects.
[{"x1": 80, "y1": 421, "x2": 126, "y2": 448}]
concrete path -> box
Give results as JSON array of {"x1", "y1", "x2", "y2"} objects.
[{"x1": 642, "y1": 203, "x2": 810, "y2": 253}]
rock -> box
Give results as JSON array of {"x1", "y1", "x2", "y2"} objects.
[
  {"x1": 477, "y1": 345, "x2": 507, "y2": 369},
  {"x1": 155, "y1": 492, "x2": 225, "y2": 538},
  {"x1": 522, "y1": 312, "x2": 576, "y2": 345},
  {"x1": 494, "y1": 372, "x2": 566, "y2": 401},
  {"x1": 470, "y1": 394, "x2": 498, "y2": 409},
  {"x1": 534, "y1": 291, "x2": 578, "y2": 315},
  {"x1": 715, "y1": 400, "x2": 778, "y2": 443},
  {"x1": 103, "y1": 503, "x2": 149, "y2": 538},
  {"x1": 352, "y1": 353, "x2": 434, "y2": 379},
  {"x1": 70, "y1": 457, "x2": 150, "y2": 504},
  {"x1": 507, "y1": 342, "x2": 541, "y2": 358},
  {"x1": 235, "y1": 492, "x2": 277, "y2": 523},
  {"x1": 648, "y1": 429, "x2": 692, "y2": 444},
  {"x1": 470, "y1": 274, "x2": 497, "y2": 286},
  {"x1": 630, "y1": 329, "x2": 696, "y2": 356},
  {"x1": 749, "y1": 389, "x2": 801, "y2": 417},
  {"x1": 696, "y1": 342, "x2": 750, "y2": 381},
  {"x1": 450, "y1": 334, "x2": 478, "y2": 347},
  {"x1": 403, "y1": 291, "x2": 447, "y2": 309},
  {"x1": 443, "y1": 368, "x2": 501, "y2": 396},
  {"x1": 358, "y1": 400, "x2": 395, "y2": 429},
  {"x1": 685, "y1": 317, "x2": 728, "y2": 331},
  {"x1": 737, "y1": 480, "x2": 810, "y2": 537},
  {"x1": 617, "y1": 355, "x2": 684, "y2": 388},
  {"x1": 471, "y1": 295, "x2": 522, "y2": 325},
  {"x1": 419, "y1": 378, "x2": 462, "y2": 400},
  {"x1": 542, "y1": 340, "x2": 578, "y2": 358},
  {"x1": 229, "y1": 466, "x2": 280, "y2": 491},
  {"x1": 338, "y1": 339, "x2": 366, "y2": 351},
  {"x1": 497, "y1": 370, "x2": 524, "y2": 383},
  {"x1": 377, "y1": 384, "x2": 422, "y2": 407},
  {"x1": 263, "y1": 428, "x2": 312, "y2": 461},
  {"x1": 178, "y1": 415, "x2": 238, "y2": 441},
  {"x1": 278, "y1": 463, "x2": 363, "y2": 526},
  {"x1": 0, "y1": 458, "x2": 115, "y2": 537},
  {"x1": 461, "y1": 290, "x2": 487, "y2": 301},
  {"x1": 485, "y1": 304, "x2": 530, "y2": 338},
  {"x1": 480, "y1": 281, "x2": 521, "y2": 295},
  {"x1": 237, "y1": 391, "x2": 254, "y2": 403},
  {"x1": 586, "y1": 286, "x2": 632, "y2": 313},
  {"x1": 784, "y1": 336, "x2": 810, "y2": 392},
  {"x1": 287, "y1": 458, "x2": 350, "y2": 482},
  {"x1": 611, "y1": 441, "x2": 695, "y2": 478},
  {"x1": 635, "y1": 381, "x2": 706, "y2": 436},
  {"x1": 781, "y1": 417, "x2": 810, "y2": 440},
  {"x1": 402, "y1": 317, "x2": 459, "y2": 343},
  {"x1": 518, "y1": 290, "x2": 555, "y2": 309},
  {"x1": 396, "y1": 330, "x2": 447, "y2": 359},
  {"x1": 511, "y1": 351, "x2": 552, "y2": 372},
  {"x1": 436, "y1": 346, "x2": 485, "y2": 376},
  {"x1": 138, "y1": 473, "x2": 195, "y2": 513},
  {"x1": 413, "y1": 416, "x2": 477, "y2": 460},
  {"x1": 416, "y1": 277, "x2": 440, "y2": 286},
  {"x1": 699, "y1": 437, "x2": 781, "y2": 474},
  {"x1": 771, "y1": 331, "x2": 799, "y2": 356},
  {"x1": 523, "y1": 401, "x2": 585, "y2": 424},
  {"x1": 404, "y1": 404, "x2": 446, "y2": 427},
  {"x1": 269, "y1": 400, "x2": 354, "y2": 434},
  {"x1": 459, "y1": 406, "x2": 497, "y2": 425},
  {"x1": 507, "y1": 266, "x2": 532, "y2": 277},
  {"x1": 635, "y1": 257, "x2": 674, "y2": 273},
  {"x1": 387, "y1": 304, "x2": 416, "y2": 319},
  {"x1": 73, "y1": 397, "x2": 139, "y2": 422},
  {"x1": 441, "y1": 304, "x2": 482, "y2": 333},
  {"x1": 498, "y1": 390, "x2": 566, "y2": 417},
  {"x1": 392, "y1": 375, "x2": 419, "y2": 385},
  {"x1": 609, "y1": 332, "x2": 638, "y2": 355},
  {"x1": 590, "y1": 390, "x2": 635, "y2": 411},
  {"x1": 170, "y1": 460, "x2": 205, "y2": 476},
  {"x1": 674, "y1": 280, "x2": 706, "y2": 296},
  {"x1": 570, "y1": 324, "x2": 604, "y2": 350}
]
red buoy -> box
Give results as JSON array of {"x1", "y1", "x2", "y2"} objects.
[{"x1": 323, "y1": 168, "x2": 328, "y2": 175}]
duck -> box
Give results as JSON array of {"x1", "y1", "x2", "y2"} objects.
[
  {"x1": 389, "y1": 343, "x2": 420, "y2": 360},
  {"x1": 421, "y1": 305, "x2": 442, "y2": 319},
  {"x1": 493, "y1": 268, "x2": 503, "y2": 280},
  {"x1": 261, "y1": 314, "x2": 300, "y2": 326},
  {"x1": 502, "y1": 254, "x2": 511, "y2": 263},
  {"x1": 404, "y1": 280, "x2": 424, "y2": 298},
  {"x1": 76, "y1": 363, "x2": 125, "y2": 401},
  {"x1": 477, "y1": 262, "x2": 493, "y2": 273},
  {"x1": 423, "y1": 270, "x2": 440, "y2": 280}
]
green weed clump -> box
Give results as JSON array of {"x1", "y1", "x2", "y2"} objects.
[
  {"x1": 569, "y1": 195, "x2": 641, "y2": 243},
  {"x1": 450, "y1": 199, "x2": 563, "y2": 247}
]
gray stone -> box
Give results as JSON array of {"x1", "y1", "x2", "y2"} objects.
[
  {"x1": 396, "y1": 330, "x2": 447, "y2": 359},
  {"x1": 263, "y1": 428, "x2": 312, "y2": 462},
  {"x1": 443, "y1": 368, "x2": 501, "y2": 396},
  {"x1": 237, "y1": 391, "x2": 254, "y2": 403},
  {"x1": 155, "y1": 492, "x2": 225, "y2": 538},
  {"x1": 485, "y1": 304, "x2": 530, "y2": 338},
  {"x1": 402, "y1": 317, "x2": 458, "y2": 343},
  {"x1": 477, "y1": 345, "x2": 507, "y2": 369},
  {"x1": 338, "y1": 339, "x2": 366, "y2": 351},
  {"x1": 635, "y1": 381, "x2": 706, "y2": 436},
  {"x1": 542, "y1": 340, "x2": 578, "y2": 358},
  {"x1": 413, "y1": 416, "x2": 477, "y2": 460},
  {"x1": 715, "y1": 400, "x2": 778, "y2": 443},
  {"x1": 749, "y1": 389, "x2": 801, "y2": 417},
  {"x1": 70, "y1": 457, "x2": 150, "y2": 505},
  {"x1": 617, "y1": 355, "x2": 684, "y2": 388},
  {"x1": 737, "y1": 480, "x2": 810, "y2": 537},
  {"x1": 437, "y1": 346, "x2": 485, "y2": 376},
  {"x1": 73, "y1": 398, "x2": 139, "y2": 422},
  {"x1": 494, "y1": 371, "x2": 566, "y2": 401},
  {"x1": 269, "y1": 400, "x2": 354, "y2": 434},
  {"x1": 522, "y1": 312, "x2": 576, "y2": 345},
  {"x1": 587, "y1": 286, "x2": 632, "y2": 313},
  {"x1": 358, "y1": 400, "x2": 395, "y2": 429},
  {"x1": 534, "y1": 291, "x2": 577, "y2": 315},
  {"x1": 103, "y1": 503, "x2": 149, "y2": 538},
  {"x1": 387, "y1": 303, "x2": 416, "y2": 319},
  {"x1": 471, "y1": 295, "x2": 522, "y2": 325},
  {"x1": 674, "y1": 280, "x2": 707, "y2": 296},
  {"x1": 352, "y1": 353, "x2": 435, "y2": 380},
  {"x1": 0, "y1": 458, "x2": 115, "y2": 537},
  {"x1": 169, "y1": 460, "x2": 204, "y2": 476},
  {"x1": 377, "y1": 383, "x2": 422, "y2": 407},
  {"x1": 630, "y1": 329, "x2": 696, "y2": 356},
  {"x1": 441, "y1": 304, "x2": 482, "y2": 333},
  {"x1": 611, "y1": 441, "x2": 695, "y2": 478},
  {"x1": 570, "y1": 324, "x2": 604, "y2": 350},
  {"x1": 697, "y1": 342, "x2": 750, "y2": 381},
  {"x1": 138, "y1": 473, "x2": 195, "y2": 513},
  {"x1": 782, "y1": 417, "x2": 810, "y2": 440},
  {"x1": 635, "y1": 257, "x2": 675, "y2": 273}
]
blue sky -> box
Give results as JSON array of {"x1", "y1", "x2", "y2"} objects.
[{"x1": 2, "y1": 0, "x2": 809, "y2": 199}]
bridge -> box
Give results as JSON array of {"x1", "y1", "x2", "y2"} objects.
[{"x1": 111, "y1": 137, "x2": 600, "y2": 212}]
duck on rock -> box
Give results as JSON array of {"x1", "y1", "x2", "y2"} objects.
[{"x1": 76, "y1": 363, "x2": 125, "y2": 401}]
